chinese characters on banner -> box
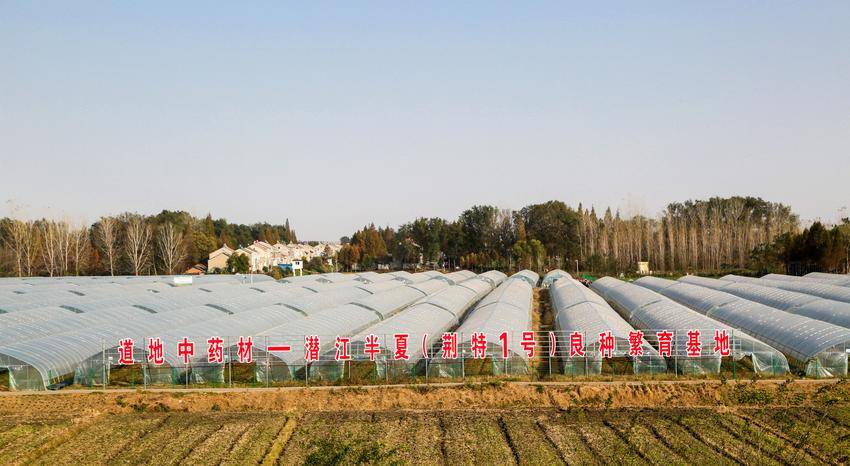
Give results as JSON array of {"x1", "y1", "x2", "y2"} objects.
[
  {"x1": 686, "y1": 330, "x2": 702, "y2": 357},
  {"x1": 714, "y1": 329, "x2": 731, "y2": 356},
  {"x1": 114, "y1": 329, "x2": 734, "y2": 365},
  {"x1": 394, "y1": 333, "x2": 410, "y2": 361},
  {"x1": 364, "y1": 334, "x2": 380, "y2": 361},
  {"x1": 598, "y1": 331, "x2": 615, "y2": 358},
  {"x1": 334, "y1": 336, "x2": 351, "y2": 361},
  {"x1": 470, "y1": 332, "x2": 487, "y2": 359},
  {"x1": 628, "y1": 330, "x2": 644, "y2": 357},
  {"x1": 177, "y1": 337, "x2": 194, "y2": 364},
  {"x1": 569, "y1": 332, "x2": 585, "y2": 357},
  {"x1": 441, "y1": 332, "x2": 458, "y2": 359},
  {"x1": 237, "y1": 336, "x2": 253, "y2": 363},
  {"x1": 207, "y1": 336, "x2": 223, "y2": 364},
  {"x1": 657, "y1": 330, "x2": 673, "y2": 357},
  {"x1": 147, "y1": 337, "x2": 164, "y2": 365},
  {"x1": 304, "y1": 335, "x2": 320, "y2": 362},
  {"x1": 118, "y1": 338, "x2": 134, "y2": 365}
]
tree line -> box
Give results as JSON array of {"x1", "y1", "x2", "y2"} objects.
[
  {"x1": 749, "y1": 220, "x2": 850, "y2": 275},
  {"x1": 337, "y1": 197, "x2": 847, "y2": 276},
  {"x1": 0, "y1": 210, "x2": 296, "y2": 277},
  {"x1": 4, "y1": 198, "x2": 847, "y2": 278}
]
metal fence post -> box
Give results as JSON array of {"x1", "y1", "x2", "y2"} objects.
[
  {"x1": 101, "y1": 340, "x2": 106, "y2": 390},
  {"x1": 582, "y1": 330, "x2": 586, "y2": 376},
  {"x1": 504, "y1": 331, "x2": 508, "y2": 375},
  {"x1": 425, "y1": 340, "x2": 429, "y2": 384},
  {"x1": 143, "y1": 335, "x2": 147, "y2": 391},
  {"x1": 673, "y1": 329, "x2": 678, "y2": 377},
  {"x1": 384, "y1": 334, "x2": 389, "y2": 383},
  {"x1": 732, "y1": 330, "x2": 736, "y2": 380},
  {"x1": 461, "y1": 331, "x2": 465, "y2": 382},
  {"x1": 227, "y1": 335, "x2": 232, "y2": 388}
]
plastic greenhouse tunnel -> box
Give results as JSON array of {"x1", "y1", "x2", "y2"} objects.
[
  {"x1": 591, "y1": 277, "x2": 790, "y2": 376},
  {"x1": 252, "y1": 274, "x2": 462, "y2": 383},
  {"x1": 550, "y1": 276, "x2": 666, "y2": 376},
  {"x1": 678, "y1": 275, "x2": 850, "y2": 330},
  {"x1": 433, "y1": 270, "x2": 533, "y2": 377},
  {"x1": 541, "y1": 269, "x2": 571, "y2": 288},
  {"x1": 636, "y1": 276, "x2": 850, "y2": 377},
  {"x1": 721, "y1": 275, "x2": 850, "y2": 304},
  {"x1": 315, "y1": 271, "x2": 505, "y2": 382}
]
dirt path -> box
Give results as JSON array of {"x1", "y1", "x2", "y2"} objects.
[{"x1": 0, "y1": 379, "x2": 846, "y2": 417}]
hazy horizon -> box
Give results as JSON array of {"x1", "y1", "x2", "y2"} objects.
[{"x1": 2, "y1": 2, "x2": 849, "y2": 241}]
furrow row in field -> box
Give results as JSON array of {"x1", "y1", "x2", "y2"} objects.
[
  {"x1": 0, "y1": 421, "x2": 72, "y2": 460},
  {"x1": 678, "y1": 411, "x2": 807, "y2": 466},
  {"x1": 744, "y1": 408, "x2": 850, "y2": 464},
  {"x1": 33, "y1": 415, "x2": 163, "y2": 465},
  {"x1": 604, "y1": 415, "x2": 684, "y2": 465},
  {"x1": 576, "y1": 420, "x2": 641, "y2": 464},
  {"x1": 500, "y1": 415, "x2": 563, "y2": 465},
  {"x1": 442, "y1": 414, "x2": 516, "y2": 464},
  {"x1": 536, "y1": 416, "x2": 597, "y2": 465},
  {"x1": 671, "y1": 415, "x2": 745, "y2": 465},
  {"x1": 221, "y1": 415, "x2": 288, "y2": 466},
  {"x1": 1, "y1": 406, "x2": 849, "y2": 464},
  {"x1": 645, "y1": 417, "x2": 734, "y2": 465}
]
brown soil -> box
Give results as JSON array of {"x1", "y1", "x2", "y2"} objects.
[{"x1": 0, "y1": 379, "x2": 846, "y2": 418}]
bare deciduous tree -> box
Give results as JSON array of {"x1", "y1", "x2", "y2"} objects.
[
  {"x1": 55, "y1": 220, "x2": 73, "y2": 276},
  {"x1": 2, "y1": 219, "x2": 28, "y2": 277},
  {"x1": 124, "y1": 215, "x2": 152, "y2": 276},
  {"x1": 71, "y1": 225, "x2": 89, "y2": 276},
  {"x1": 95, "y1": 216, "x2": 119, "y2": 276},
  {"x1": 39, "y1": 221, "x2": 59, "y2": 277},
  {"x1": 157, "y1": 222, "x2": 186, "y2": 275}
]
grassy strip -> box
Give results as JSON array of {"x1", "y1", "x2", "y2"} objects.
[
  {"x1": 262, "y1": 416, "x2": 297, "y2": 465},
  {"x1": 442, "y1": 413, "x2": 516, "y2": 464},
  {"x1": 7, "y1": 416, "x2": 98, "y2": 465},
  {"x1": 220, "y1": 416, "x2": 288, "y2": 465},
  {"x1": 32, "y1": 415, "x2": 163, "y2": 465}
]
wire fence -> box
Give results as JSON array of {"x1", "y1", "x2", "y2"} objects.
[{"x1": 7, "y1": 328, "x2": 832, "y2": 391}]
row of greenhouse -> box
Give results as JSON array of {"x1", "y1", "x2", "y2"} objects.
[
  {"x1": 571, "y1": 271, "x2": 850, "y2": 377},
  {"x1": 0, "y1": 269, "x2": 543, "y2": 389},
  {"x1": 3, "y1": 269, "x2": 850, "y2": 389}
]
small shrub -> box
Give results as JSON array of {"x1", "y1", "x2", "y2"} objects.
[
  {"x1": 130, "y1": 402, "x2": 147, "y2": 413},
  {"x1": 736, "y1": 387, "x2": 773, "y2": 405},
  {"x1": 152, "y1": 402, "x2": 170, "y2": 412},
  {"x1": 412, "y1": 385, "x2": 432, "y2": 395},
  {"x1": 486, "y1": 380, "x2": 505, "y2": 389}
]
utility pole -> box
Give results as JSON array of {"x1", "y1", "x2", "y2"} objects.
[{"x1": 840, "y1": 207, "x2": 849, "y2": 273}]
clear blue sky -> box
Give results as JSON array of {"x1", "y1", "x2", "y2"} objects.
[{"x1": 2, "y1": 2, "x2": 848, "y2": 240}]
